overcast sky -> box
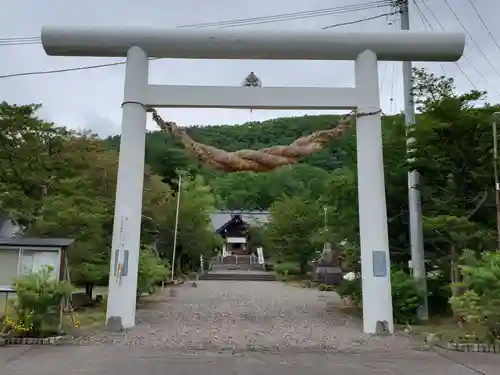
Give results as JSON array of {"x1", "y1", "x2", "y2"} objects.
[{"x1": 1, "y1": 0, "x2": 499, "y2": 137}]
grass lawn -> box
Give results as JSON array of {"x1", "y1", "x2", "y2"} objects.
[
  {"x1": 65, "y1": 305, "x2": 107, "y2": 334},
  {"x1": 66, "y1": 286, "x2": 166, "y2": 334},
  {"x1": 1, "y1": 286, "x2": 109, "y2": 315},
  {"x1": 1, "y1": 287, "x2": 109, "y2": 336},
  {"x1": 75, "y1": 286, "x2": 109, "y2": 299},
  {"x1": 403, "y1": 317, "x2": 456, "y2": 341},
  {"x1": 2, "y1": 285, "x2": 168, "y2": 336},
  {"x1": 400, "y1": 316, "x2": 490, "y2": 346}
]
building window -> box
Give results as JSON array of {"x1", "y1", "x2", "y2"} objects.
[
  {"x1": 0, "y1": 249, "x2": 19, "y2": 286},
  {"x1": 19, "y1": 250, "x2": 59, "y2": 279}
]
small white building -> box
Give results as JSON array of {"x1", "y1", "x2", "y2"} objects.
[{"x1": 0, "y1": 237, "x2": 74, "y2": 312}]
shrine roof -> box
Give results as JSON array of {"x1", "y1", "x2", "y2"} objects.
[{"x1": 210, "y1": 210, "x2": 269, "y2": 233}]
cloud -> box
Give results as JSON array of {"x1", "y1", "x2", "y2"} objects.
[{"x1": 82, "y1": 112, "x2": 121, "y2": 138}]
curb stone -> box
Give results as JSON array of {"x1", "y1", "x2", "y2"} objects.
[
  {"x1": 3, "y1": 336, "x2": 64, "y2": 346},
  {"x1": 447, "y1": 341, "x2": 500, "y2": 353}
]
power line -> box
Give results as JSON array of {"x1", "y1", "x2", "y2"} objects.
[
  {"x1": 386, "y1": 11, "x2": 400, "y2": 114},
  {"x1": 0, "y1": 6, "x2": 393, "y2": 80},
  {"x1": 390, "y1": 61, "x2": 397, "y2": 113},
  {"x1": 0, "y1": 57, "x2": 164, "y2": 79},
  {"x1": 465, "y1": 0, "x2": 500, "y2": 55},
  {"x1": 0, "y1": 41, "x2": 40, "y2": 47},
  {"x1": 441, "y1": 0, "x2": 500, "y2": 81},
  {"x1": 322, "y1": 10, "x2": 396, "y2": 29},
  {"x1": 379, "y1": 62, "x2": 389, "y2": 91},
  {"x1": 411, "y1": 1, "x2": 446, "y2": 77},
  {"x1": 0, "y1": 36, "x2": 40, "y2": 47},
  {"x1": 0, "y1": 36, "x2": 40, "y2": 42},
  {"x1": 415, "y1": 0, "x2": 500, "y2": 95},
  {"x1": 0, "y1": 0, "x2": 392, "y2": 46},
  {"x1": 0, "y1": 61, "x2": 127, "y2": 78},
  {"x1": 177, "y1": 0, "x2": 392, "y2": 28},
  {"x1": 214, "y1": 2, "x2": 393, "y2": 28},
  {"x1": 411, "y1": 0, "x2": 477, "y2": 89}
]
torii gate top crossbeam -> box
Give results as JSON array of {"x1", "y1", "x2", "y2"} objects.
[{"x1": 41, "y1": 26, "x2": 465, "y2": 62}]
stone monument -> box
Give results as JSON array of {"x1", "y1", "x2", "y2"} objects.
[{"x1": 314, "y1": 242, "x2": 343, "y2": 285}]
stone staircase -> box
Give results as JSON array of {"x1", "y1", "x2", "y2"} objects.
[
  {"x1": 211, "y1": 263, "x2": 265, "y2": 271},
  {"x1": 200, "y1": 255, "x2": 277, "y2": 281},
  {"x1": 199, "y1": 270, "x2": 277, "y2": 281}
]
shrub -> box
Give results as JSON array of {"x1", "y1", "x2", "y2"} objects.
[
  {"x1": 391, "y1": 269, "x2": 423, "y2": 324},
  {"x1": 336, "y1": 276, "x2": 362, "y2": 307},
  {"x1": 317, "y1": 283, "x2": 335, "y2": 291},
  {"x1": 426, "y1": 271, "x2": 453, "y2": 316},
  {"x1": 274, "y1": 262, "x2": 301, "y2": 277},
  {"x1": 3, "y1": 266, "x2": 73, "y2": 337},
  {"x1": 449, "y1": 250, "x2": 500, "y2": 343},
  {"x1": 336, "y1": 269, "x2": 423, "y2": 324},
  {"x1": 264, "y1": 264, "x2": 274, "y2": 272},
  {"x1": 137, "y1": 246, "x2": 170, "y2": 301}
]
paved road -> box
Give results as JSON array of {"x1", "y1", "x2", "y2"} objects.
[
  {"x1": 3, "y1": 281, "x2": 500, "y2": 374},
  {"x1": 4, "y1": 345, "x2": 500, "y2": 375}
]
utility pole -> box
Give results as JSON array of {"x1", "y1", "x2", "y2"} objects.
[
  {"x1": 323, "y1": 206, "x2": 328, "y2": 232},
  {"x1": 400, "y1": 0, "x2": 429, "y2": 320},
  {"x1": 171, "y1": 174, "x2": 182, "y2": 281},
  {"x1": 493, "y1": 113, "x2": 500, "y2": 249}
]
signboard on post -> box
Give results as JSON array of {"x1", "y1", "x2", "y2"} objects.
[
  {"x1": 257, "y1": 247, "x2": 265, "y2": 265},
  {"x1": 372, "y1": 250, "x2": 387, "y2": 277}
]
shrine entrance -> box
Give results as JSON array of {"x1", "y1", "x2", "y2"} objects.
[{"x1": 41, "y1": 25, "x2": 465, "y2": 334}]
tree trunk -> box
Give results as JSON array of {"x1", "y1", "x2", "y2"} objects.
[
  {"x1": 299, "y1": 260, "x2": 308, "y2": 276},
  {"x1": 85, "y1": 283, "x2": 94, "y2": 299},
  {"x1": 450, "y1": 245, "x2": 460, "y2": 297}
]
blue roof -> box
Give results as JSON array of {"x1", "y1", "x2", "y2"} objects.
[{"x1": 209, "y1": 210, "x2": 269, "y2": 231}]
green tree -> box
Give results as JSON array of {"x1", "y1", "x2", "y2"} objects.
[
  {"x1": 247, "y1": 224, "x2": 266, "y2": 254},
  {"x1": 0, "y1": 102, "x2": 69, "y2": 224},
  {"x1": 211, "y1": 164, "x2": 330, "y2": 210},
  {"x1": 157, "y1": 174, "x2": 221, "y2": 274},
  {"x1": 265, "y1": 195, "x2": 323, "y2": 274},
  {"x1": 450, "y1": 250, "x2": 500, "y2": 342},
  {"x1": 318, "y1": 167, "x2": 358, "y2": 244},
  {"x1": 137, "y1": 246, "x2": 169, "y2": 301},
  {"x1": 8, "y1": 266, "x2": 73, "y2": 337},
  {"x1": 410, "y1": 68, "x2": 499, "y2": 229},
  {"x1": 31, "y1": 179, "x2": 111, "y2": 297},
  {"x1": 29, "y1": 134, "x2": 119, "y2": 297}
]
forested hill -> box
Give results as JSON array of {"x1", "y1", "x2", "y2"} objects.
[{"x1": 104, "y1": 113, "x2": 405, "y2": 210}]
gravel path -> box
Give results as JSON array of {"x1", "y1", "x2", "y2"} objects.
[{"x1": 71, "y1": 281, "x2": 414, "y2": 353}]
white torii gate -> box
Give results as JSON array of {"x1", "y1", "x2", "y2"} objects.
[{"x1": 41, "y1": 26, "x2": 465, "y2": 334}]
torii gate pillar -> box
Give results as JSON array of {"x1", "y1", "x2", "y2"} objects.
[
  {"x1": 106, "y1": 46, "x2": 149, "y2": 328},
  {"x1": 41, "y1": 26, "x2": 465, "y2": 333}
]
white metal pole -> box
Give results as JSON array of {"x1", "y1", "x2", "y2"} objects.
[
  {"x1": 323, "y1": 206, "x2": 328, "y2": 231},
  {"x1": 493, "y1": 113, "x2": 500, "y2": 249},
  {"x1": 355, "y1": 49, "x2": 394, "y2": 334},
  {"x1": 401, "y1": 0, "x2": 429, "y2": 321},
  {"x1": 106, "y1": 46, "x2": 149, "y2": 330},
  {"x1": 171, "y1": 174, "x2": 182, "y2": 281}
]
